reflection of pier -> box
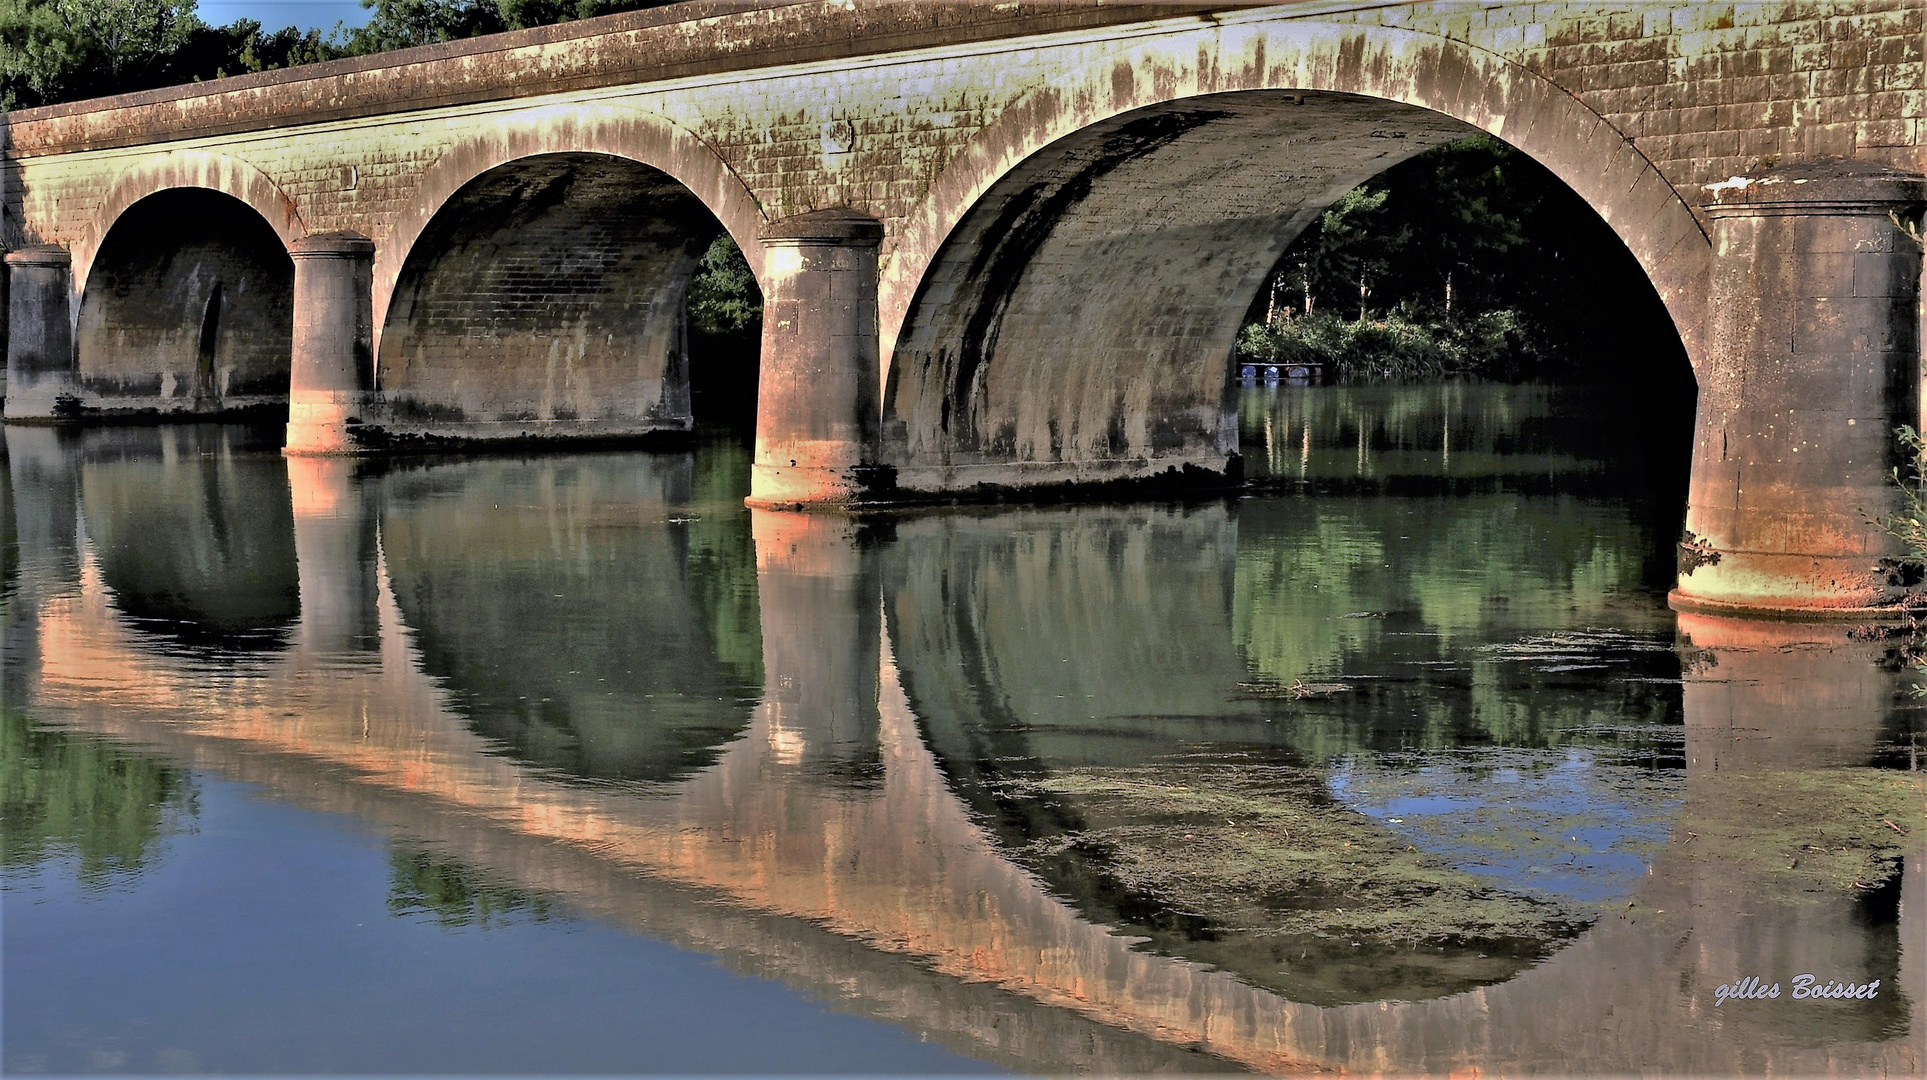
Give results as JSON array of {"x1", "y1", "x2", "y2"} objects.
[{"x1": 5, "y1": 439, "x2": 1922, "y2": 1076}]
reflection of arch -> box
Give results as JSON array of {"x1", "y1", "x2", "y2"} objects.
[
  {"x1": 80, "y1": 427, "x2": 300, "y2": 654},
  {"x1": 374, "y1": 103, "x2": 767, "y2": 352},
  {"x1": 17, "y1": 473, "x2": 1920, "y2": 1075},
  {"x1": 76, "y1": 150, "x2": 304, "y2": 301},
  {"x1": 882, "y1": 22, "x2": 1708, "y2": 368},
  {"x1": 375, "y1": 456, "x2": 761, "y2": 784}
]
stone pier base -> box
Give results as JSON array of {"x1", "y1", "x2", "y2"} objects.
[{"x1": 1673, "y1": 161, "x2": 1927, "y2": 618}]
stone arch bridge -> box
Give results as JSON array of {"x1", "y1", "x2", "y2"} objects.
[{"x1": 2, "y1": 0, "x2": 1925, "y2": 617}]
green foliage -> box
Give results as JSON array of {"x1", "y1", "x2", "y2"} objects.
[
  {"x1": 1871, "y1": 425, "x2": 1927, "y2": 562},
  {"x1": 0, "y1": 0, "x2": 348, "y2": 107},
  {"x1": 1, "y1": 0, "x2": 675, "y2": 108},
  {"x1": 1236, "y1": 308, "x2": 1536, "y2": 383},
  {"x1": 0, "y1": 705, "x2": 198, "y2": 886},
  {"x1": 685, "y1": 234, "x2": 763, "y2": 337},
  {"x1": 1868, "y1": 426, "x2": 1927, "y2": 693},
  {"x1": 1254, "y1": 133, "x2": 1681, "y2": 383},
  {"x1": 339, "y1": 0, "x2": 663, "y2": 45},
  {"x1": 336, "y1": 0, "x2": 500, "y2": 52},
  {"x1": 494, "y1": 0, "x2": 643, "y2": 29},
  {"x1": 2, "y1": 0, "x2": 199, "y2": 107},
  {"x1": 1270, "y1": 135, "x2": 1543, "y2": 323},
  {"x1": 385, "y1": 843, "x2": 565, "y2": 928}
]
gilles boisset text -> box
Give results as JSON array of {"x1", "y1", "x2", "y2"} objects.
[{"x1": 1714, "y1": 975, "x2": 1881, "y2": 1006}]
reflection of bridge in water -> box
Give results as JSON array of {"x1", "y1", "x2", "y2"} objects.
[{"x1": 4, "y1": 425, "x2": 1922, "y2": 1076}]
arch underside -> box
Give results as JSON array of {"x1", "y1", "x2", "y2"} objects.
[
  {"x1": 885, "y1": 91, "x2": 1475, "y2": 491},
  {"x1": 75, "y1": 189, "x2": 294, "y2": 415},
  {"x1": 372, "y1": 153, "x2": 722, "y2": 441}
]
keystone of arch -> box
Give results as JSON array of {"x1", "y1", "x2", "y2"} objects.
[
  {"x1": 74, "y1": 149, "x2": 305, "y2": 303},
  {"x1": 882, "y1": 19, "x2": 1711, "y2": 371},
  {"x1": 372, "y1": 103, "x2": 768, "y2": 346}
]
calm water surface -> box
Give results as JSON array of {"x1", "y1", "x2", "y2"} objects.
[{"x1": 3, "y1": 384, "x2": 1922, "y2": 1075}]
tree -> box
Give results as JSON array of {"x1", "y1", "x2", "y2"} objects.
[
  {"x1": 685, "y1": 235, "x2": 761, "y2": 337},
  {"x1": 1, "y1": 0, "x2": 679, "y2": 109},
  {"x1": 0, "y1": 0, "x2": 350, "y2": 107},
  {"x1": 340, "y1": 0, "x2": 672, "y2": 50},
  {"x1": 1253, "y1": 133, "x2": 1687, "y2": 382},
  {"x1": 1, "y1": 0, "x2": 200, "y2": 107},
  {"x1": 338, "y1": 0, "x2": 501, "y2": 52}
]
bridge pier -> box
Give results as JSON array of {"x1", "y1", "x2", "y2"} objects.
[
  {"x1": 1673, "y1": 162, "x2": 1927, "y2": 618},
  {"x1": 285, "y1": 233, "x2": 375, "y2": 456},
  {"x1": 3, "y1": 246, "x2": 77, "y2": 423},
  {"x1": 747, "y1": 210, "x2": 887, "y2": 509}
]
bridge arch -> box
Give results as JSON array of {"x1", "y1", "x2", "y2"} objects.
[
  {"x1": 374, "y1": 103, "x2": 768, "y2": 346},
  {"x1": 75, "y1": 150, "x2": 304, "y2": 305},
  {"x1": 374, "y1": 148, "x2": 749, "y2": 437},
  {"x1": 880, "y1": 22, "x2": 1709, "y2": 491},
  {"x1": 76, "y1": 185, "x2": 296, "y2": 415}
]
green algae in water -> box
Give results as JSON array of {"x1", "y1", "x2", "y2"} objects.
[
  {"x1": 999, "y1": 761, "x2": 1602, "y2": 1005},
  {"x1": 1668, "y1": 768, "x2": 1925, "y2": 900},
  {"x1": 997, "y1": 760, "x2": 1923, "y2": 1007}
]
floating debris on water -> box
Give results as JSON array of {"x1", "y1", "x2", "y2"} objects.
[
  {"x1": 1478, "y1": 629, "x2": 1678, "y2": 670},
  {"x1": 1237, "y1": 679, "x2": 1355, "y2": 699}
]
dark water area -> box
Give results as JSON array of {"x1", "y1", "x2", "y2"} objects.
[{"x1": 3, "y1": 384, "x2": 1922, "y2": 1076}]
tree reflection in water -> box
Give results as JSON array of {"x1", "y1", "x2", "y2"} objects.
[{"x1": 1, "y1": 388, "x2": 1920, "y2": 1075}]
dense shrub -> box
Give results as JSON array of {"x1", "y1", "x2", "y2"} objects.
[{"x1": 1235, "y1": 309, "x2": 1542, "y2": 384}]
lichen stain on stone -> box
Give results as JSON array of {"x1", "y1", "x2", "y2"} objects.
[{"x1": 1677, "y1": 529, "x2": 1723, "y2": 576}]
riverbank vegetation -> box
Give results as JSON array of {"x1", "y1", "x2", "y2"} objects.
[
  {"x1": 1865, "y1": 425, "x2": 1927, "y2": 688},
  {"x1": 1239, "y1": 135, "x2": 1687, "y2": 385}
]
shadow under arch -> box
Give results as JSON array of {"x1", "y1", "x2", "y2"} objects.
[
  {"x1": 76, "y1": 189, "x2": 295, "y2": 415},
  {"x1": 373, "y1": 150, "x2": 757, "y2": 440},
  {"x1": 373, "y1": 104, "x2": 768, "y2": 356},
  {"x1": 884, "y1": 84, "x2": 1698, "y2": 493},
  {"x1": 74, "y1": 150, "x2": 305, "y2": 301}
]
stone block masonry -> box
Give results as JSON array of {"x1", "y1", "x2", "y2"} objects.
[{"x1": 2, "y1": 0, "x2": 1923, "y2": 614}]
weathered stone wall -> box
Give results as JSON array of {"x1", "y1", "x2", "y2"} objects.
[
  {"x1": 75, "y1": 189, "x2": 294, "y2": 413},
  {"x1": 1355, "y1": 0, "x2": 1925, "y2": 196}
]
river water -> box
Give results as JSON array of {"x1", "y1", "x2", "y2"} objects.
[{"x1": 3, "y1": 383, "x2": 1921, "y2": 1075}]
